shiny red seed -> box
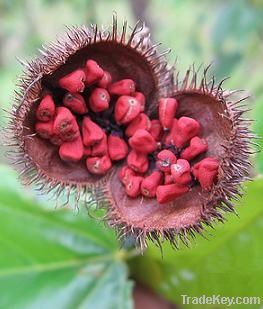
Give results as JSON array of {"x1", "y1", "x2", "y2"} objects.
[
  {"x1": 118, "y1": 166, "x2": 135, "y2": 185},
  {"x1": 171, "y1": 159, "x2": 192, "y2": 185},
  {"x1": 82, "y1": 117, "x2": 104, "y2": 146},
  {"x1": 36, "y1": 95, "x2": 55, "y2": 122},
  {"x1": 89, "y1": 88, "x2": 110, "y2": 112},
  {"x1": 91, "y1": 133, "x2": 108, "y2": 156},
  {"x1": 173, "y1": 117, "x2": 200, "y2": 148},
  {"x1": 192, "y1": 157, "x2": 219, "y2": 191},
  {"x1": 97, "y1": 71, "x2": 112, "y2": 88},
  {"x1": 53, "y1": 107, "x2": 79, "y2": 141},
  {"x1": 156, "y1": 149, "x2": 177, "y2": 172},
  {"x1": 141, "y1": 171, "x2": 163, "y2": 197},
  {"x1": 59, "y1": 135, "x2": 84, "y2": 162},
  {"x1": 129, "y1": 129, "x2": 157, "y2": 154},
  {"x1": 35, "y1": 121, "x2": 54, "y2": 139},
  {"x1": 85, "y1": 60, "x2": 104, "y2": 86},
  {"x1": 181, "y1": 136, "x2": 208, "y2": 161},
  {"x1": 114, "y1": 96, "x2": 141, "y2": 125},
  {"x1": 156, "y1": 183, "x2": 189, "y2": 204},
  {"x1": 108, "y1": 79, "x2": 135, "y2": 96},
  {"x1": 133, "y1": 92, "x2": 146, "y2": 111},
  {"x1": 86, "y1": 155, "x2": 112, "y2": 175},
  {"x1": 159, "y1": 98, "x2": 178, "y2": 130},
  {"x1": 149, "y1": 120, "x2": 163, "y2": 141},
  {"x1": 125, "y1": 175, "x2": 143, "y2": 198},
  {"x1": 63, "y1": 93, "x2": 88, "y2": 114},
  {"x1": 127, "y1": 150, "x2": 149, "y2": 173},
  {"x1": 58, "y1": 69, "x2": 86, "y2": 93},
  {"x1": 125, "y1": 113, "x2": 151, "y2": 137},
  {"x1": 108, "y1": 134, "x2": 128, "y2": 161}
]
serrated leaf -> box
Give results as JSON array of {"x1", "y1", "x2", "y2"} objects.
[
  {"x1": 130, "y1": 179, "x2": 263, "y2": 309},
  {"x1": 0, "y1": 165, "x2": 133, "y2": 309}
]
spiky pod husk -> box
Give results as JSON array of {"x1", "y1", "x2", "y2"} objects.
[
  {"x1": 105, "y1": 65, "x2": 256, "y2": 251},
  {"x1": 4, "y1": 16, "x2": 173, "y2": 207}
]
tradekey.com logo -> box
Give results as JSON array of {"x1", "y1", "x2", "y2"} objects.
[{"x1": 181, "y1": 295, "x2": 261, "y2": 307}]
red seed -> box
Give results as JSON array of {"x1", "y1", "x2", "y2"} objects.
[
  {"x1": 108, "y1": 79, "x2": 135, "y2": 96},
  {"x1": 85, "y1": 60, "x2": 104, "y2": 86},
  {"x1": 86, "y1": 155, "x2": 112, "y2": 175},
  {"x1": 159, "y1": 98, "x2": 178, "y2": 130},
  {"x1": 91, "y1": 133, "x2": 108, "y2": 156},
  {"x1": 82, "y1": 117, "x2": 104, "y2": 146},
  {"x1": 89, "y1": 88, "x2": 110, "y2": 112},
  {"x1": 171, "y1": 159, "x2": 192, "y2": 185},
  {"x1": 192, "y1": 157, "x2": 219, "y2": 191},
  {"x1": 58, "y1": 69, "x2": 86, "y2": 93},
  {"x1": 133, "y1": 92, "x2": 146, "y2": 111},
  {"x1": 127, "y1": 150, "x2": 149, "y2": 173},
  {"x1": 149, "y1": 120, "x2": 163, "y2": 141},
  {"x1": 114, "y1": 96, "x2": 141, "y2": 124},
  {"x1": 173, "y1": 117, "x2": 200, "y2": 148},
  {"x1": 164, "y1": 119, "x2": 178, "y2": 145},
  {"x1": 63, "y1": 93, "x2": 88, "y2": 114},
  {"x1": 36, "y1": 95, "x2": 55, "y2": 122},
  {"x1": 125, "y1": 113, "x2": 151, "y2": 137},
  {"x1": 156, "y1": 183, "x2": 189, "y2": 204},
  {"x1": 108, "y1": 134, "x2": 128, "y2": 161},
  {"x1": 83, "y1": 146, "x2": 92, "y2": 157},
  {"x1": 53, "y1": 107, "x2": 79, "y2": 141},
  {"x1": 97, "y1": 71, "x2": 112, "y2": 88},
  {"x1": 35, "y1": 121, "x2": 54, "y2": 139},
  {"x1": 129, "y1": 129, "x2": 157, "y2": 154},
  {"x1": 181, "y1": 136, "x2": 208, "y2": 161},
  {"x1": 156, "y1": 149, "x2": 177, "y2": 172},
  {"x1": 164, "y1": 173, "x2": 174, "y2": 185},
  {"x1": 125, "y1": 175, "x2": 143, "y2": 198},
  {"x1": 141, "y1": 171, "x2": 163, "y2": 197},
  {"x1": 59, "y1": 135, "x2": 84, "y2": 162},
  {"x1": 118, "y1": 166, "x2": 135, "y2": 185}
]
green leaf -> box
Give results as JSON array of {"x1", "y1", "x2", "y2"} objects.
[
  {"x1": 0, "y1": 165, "x2": 133, "y2": 309},
  {"x1": 130, "y1": 179, "x2": 263, "y2": 309}
]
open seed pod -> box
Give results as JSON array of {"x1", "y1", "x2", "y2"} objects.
[
  {"x1": 105, "y1": 66, "x2": 255, "y2": 250},
  {"x1": 6, "y1": 16, "x2": 173, "y2": 206}
]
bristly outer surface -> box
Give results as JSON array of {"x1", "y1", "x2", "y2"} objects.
[{"x1": 5, "y1": 16, "x2": 255, "y2": 251}]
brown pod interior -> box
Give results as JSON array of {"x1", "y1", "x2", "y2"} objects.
[
  {"x1": 108, "y1": 91, "x2": 232, "y2": 231},
  {"x1": 22, "y1": 42, "x2": 158, "y2": 184}
]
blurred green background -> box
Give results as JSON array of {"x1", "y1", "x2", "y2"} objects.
[{"x1": 0, "y1": 0, "x2": 263, "y2": 308}]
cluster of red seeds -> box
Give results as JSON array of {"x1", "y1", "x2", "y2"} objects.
[{"x1": 35, "y1": 59, "x2": 219, "y2": 204}]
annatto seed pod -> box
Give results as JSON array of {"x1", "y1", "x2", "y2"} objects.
[{"x1": 5, "y1": 16, "x2": 254, "y2": 251}]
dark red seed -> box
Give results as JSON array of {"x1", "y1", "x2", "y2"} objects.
[
  {"x1": 125, "y1": 113, "x2": 151, "y2": 137},
  {"x1": 86, "y1": 155, "x2": 112, "y2": 175},
  {"x1": 97, "y1": 71, "x2": 112, "y2": 88},
  {"x1": 89, "y1": 88, "x2": 110, "y2": 112},
  {"x1": 53, "y1": 107, "x2": 79, "y2": 140},
  {"x1": 82, "y1": 117, "x2": 104, "y2": 146},
  {"x1": 181, "y1": 136, "x2": 208, "y2": 161},
  {"x1": 36, "y1": 95, "x2": 56, "y2": 122},
  {"x1": 91, "y1": 133, "x2": 108, "y2": 156},
  {"x1": 63, "y1": 93, "x2": 88, "y2": 114},
  {"x1": 129, "y1": 129, "x2": 157, "y2": 154},
  {"x1": 171, "y1": 159, "x2": 192, "y2": 185},
  {"x1": 127, "y1": 150, "x2": 149, "y2": 173},
  {"x1": 141, "y1": 171, "x2": 163, "y2": 197},
  {"x1": 159, "y1": 98, "x2": 178, "y2": 130},
  {"x1": 35, "y1": 121, "x2": 54, "y2": 139},
  {"x1": 58, "y1": 69, "x2": 86, "y2": 93},
  {"x1": 85, "y1": 60, "x2": 104, "y2": 86},
  {"x1": 59, "y1": 135, "x2": 84, "y2": 162},
  {"x1": 125, "y1": 175, "x2": 143, "y2": 198},
  {"x1": 114, "y1": 96, "x2": 141, "y2": 124},
  {"x1": 108, "y1": 134, "x2": 128, "y2": 161},
  {"x1": 156, "y1": 183, "x2": 189, "y2": 204},
  {"x1": 156, "y1": 149, "x2": 177, "y2": 172},
  {"x1": 108, "y1": 79, "x2": 135, "y2": 96}
]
